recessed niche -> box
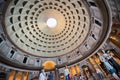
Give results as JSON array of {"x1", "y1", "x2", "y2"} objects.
[
  {"x1": 77, "y1": 1, "x2": 82, "y2": 7},
  {"x1": 10, "y1": 7, "x2": 14, "y2": 14},
  {"x1": 29, "y1": 5, "x2": 33, "y2": 9},
  {"x1": 72, "y1": 3, "x2": 76, "y2": 8},
  {"x1": 19, "y1": 8, "x2": 23, "y2": 14},
  {"x1": 10, "y1": 17, "x2": 13, "y2": 23},
  {"x1": 34, "y1": 0, "x2": 39, "y2": 4},
  {"x1": 23, "y1": 57, "x2": 27, "y2": 63},
  {"x1": 14, "y1": 0, "x2": 19, "y2": 5},
  {"x1": 23, "y1": 1, "x2": 27, "y2": 6},
  {"x1": 0, "y1": 37, "x2": 3, "y2": 43},
  {"x1": 15, "y1": 34, "x2": 19, "y2": 38},
  {"x1": 12, "y1": 26, "x2": 15, "y2": 32},
  {"x1": 95, "y1": 19, "x2": 101, "y2": 26},
  {"x1": 89, "y1": 2, "x2": 97, "y2": 7},
  {"x1": 82, "y1": 9, "x2": 85, "y2": 14}
]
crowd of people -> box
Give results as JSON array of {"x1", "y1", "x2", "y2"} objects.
[
  {"x1": 39, "y1": 50, "x2": 120, "y2": 80},
  {"x1": 39, "y1": 67, "x2": 87, "y2": 80},
  {"x1": 64, "y1": 66, "x2": 87, "y2": 80},
  {"x1": 39, "y1": 69, "x2": 54, "y2": 80},
  {"x1": 97, "y1": 50, "x2": 120, "y2": 80}
]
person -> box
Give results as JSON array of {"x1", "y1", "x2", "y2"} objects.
[
  {"x1": 49, "y1": 71, "x2": 54, "y2": 80},
  {"x1": 103, "y1": 50, "x2": 120, "y2": 77},
  {"x1": 39, "y1": 69, "x2": 46, "y2": 80},
  {"x1": 73, "y1": 74, "x2": 78, "y2": 80},
  {"x1": 97, "y1": 51, "x2": 120, "y2": 80},
  {"x1": 80, "y1": 73, "x2": 86, "y2": 80},
  {"x1": 95, "y1": 67, "x2": 104, "y2": 80},
  {"x1": 64, "y1": 66, "x2": 70, "y2": 80},
  {"x1": 69, "y1": 73, "x2": 72, "y2": 79}
]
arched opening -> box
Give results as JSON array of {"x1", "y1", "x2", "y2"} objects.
[{"x1": 43, "y1": 61, "x2": 56, "y2": 70}]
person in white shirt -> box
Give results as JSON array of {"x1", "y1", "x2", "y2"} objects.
[
  {"x1": 39, "y1": 69, "x2": 46, "y2": 80},
  {"x1": 64, "y1": 66, "x2": 70, "y2": 80}
]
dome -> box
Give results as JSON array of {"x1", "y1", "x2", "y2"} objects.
[
  {"x1": 4, "y1": 0, "x2": 90, "y2": 57},
  {"x1": 0, "y1": 0, "x2": 112, "y2": 70}
]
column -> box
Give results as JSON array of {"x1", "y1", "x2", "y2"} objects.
[
  {"x1": 54, "y1": 68, "x2": 59, "y2": 80},
  {"x1": 8, "y1": 70, "x2": 16, "y2": 80},
  {"x1": 21, "y1": 72, "x2": 24, "y2": 80},
  {"x1": 13, "y1": 71, "x2": 18, "y2": 80},
  {"x1": 22, "y1": 72, "x2": 29, "y2": 80},
  {"x1": 78, "y1": 63, "x2": 83, "y2": 75},
  {"x1": 75, "y1": 64, "x2": 80, "y2": 75},
  {"x1": 15, "y1": 71, "x2": 22, "y2": 80}
]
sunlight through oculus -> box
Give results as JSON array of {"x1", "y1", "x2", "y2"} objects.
[{"x1": 46, "y1": 18, "x2": 57, "y2": 28}]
